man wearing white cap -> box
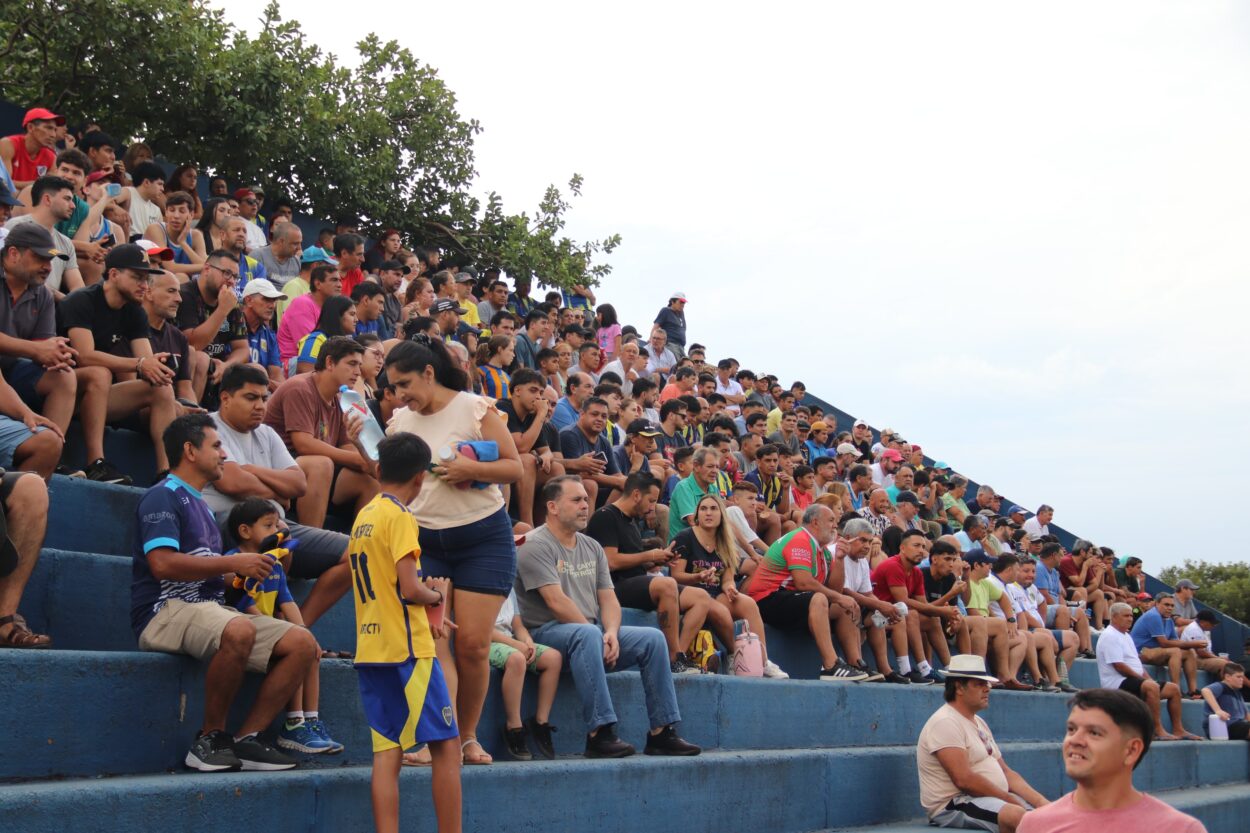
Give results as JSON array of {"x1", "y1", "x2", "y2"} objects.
[
  {"x1": 240, "y1": 278, "x2": 287, "y2": 391},
  {"x1": 917, "y1": 654, "x2": 1049, "y2": 831},
  {"x1": 653, "y1": 292, "x2": 687, "y2": 359}
]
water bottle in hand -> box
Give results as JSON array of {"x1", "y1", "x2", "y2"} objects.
[{"x1": 338, "y1": 386, "x2": 385, "y2": 460}]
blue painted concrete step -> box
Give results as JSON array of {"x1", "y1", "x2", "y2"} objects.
[
  {"x1": 2, "y1": 745, "x2": 1246, "y2": 833},
  {"x1": 7, "y1": 649, "x2": 1213, "y2": 781}
]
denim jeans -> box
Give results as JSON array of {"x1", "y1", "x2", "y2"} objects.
[{"x1": 530, "y1": 622, "x2": 681, "y2": 733}]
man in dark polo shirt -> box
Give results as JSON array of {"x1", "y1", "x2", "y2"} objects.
[
  {"x1": 496, "y1": 367, "x2": 563, "y2": 527},
  {"x1": 0, "y1": 224, "x2": 100, "y2": 470},
  {"x1": 584, "y1": 471, "x2": 711, "y2": 675},
  {"x1": 59, "y1": 243, "x2": 180, "y2": 478},
  {"x1": 176, "y1": 249, "x2": 250, "y2": 404},
  {"x1": 558, "y1": 395, "x2": 625, "y2": 508},
  {"x1": 143, "y1": 270, "x2": 199, "y2": 411}
]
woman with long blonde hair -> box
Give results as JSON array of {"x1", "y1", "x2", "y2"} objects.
[{"x1": 669, "y1": 494, "x2": 788, "y2": 678}]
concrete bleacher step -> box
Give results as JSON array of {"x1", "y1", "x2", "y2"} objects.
[
  {"x1": 8, "y1": 648, "x2": 1213, "y2": 781},
  {"x1": 822, "y1": 784, "x2": 1250, "y2": 833},
  {"x1": 3, "y1": 743, "x2": 1246, "y2": 833}
]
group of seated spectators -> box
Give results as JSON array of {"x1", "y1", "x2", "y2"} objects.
[{"x1": 1, "y1": 107, "x2": 1234, "y2": 783}]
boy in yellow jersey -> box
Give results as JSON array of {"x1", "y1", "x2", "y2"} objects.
[{"x1": 351, "y1": 431, "x2": 461, "y2": 833}]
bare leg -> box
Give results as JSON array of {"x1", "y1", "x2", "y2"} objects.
[
  {"x1": 450, "y1": 589, "x2": 506, "y2": 763},
  {"x1": 12, "y1": 430, "x2": 62, "y2": 480},
  {"x1": 649, "y1": 576, "x2": 682, "y2": 660},
  {"x1": 807, "y1": 594, "x2": 841, "y2": 669},
  {"x1": 203, "y1": 617, "x2": 254, "y2": 733},
  {"x1": 533, "y1": 649, "x2": 562, "y2": 724},
  {"x1": 237, "y1": 626, "x2": 319, "y2": 736},
  {"x1": 724, "y1": 593, "x2": 769, "y2": 665},
  {"x1": 500, "y1": 649, "x2": 526, "y2": 729},
  {"x1": 295, "y1": 455, "x2": 333, "y2": 529},
  {"x1": 371, "y1": 747, "x2": 403, "y2": 833},
  {"x1": 34, "y1": 367, "x2": 76, "y2": 434},
  {"x1": 0, "y1": 476, "x2": 48, "y2": 642},
  {"x1": 676, "y1": 586, "x2": 712, "y2": 655},
  {"x1": 299, "y1": 555, "x2": 352, "y2": 627},
  {"x1": 429, "y1": 737, "x2": 463, "y2": 833},
  {"x1": 832, "y1": 605, "x2": 862, "y2": 665},
  {"x1": 74, "y1": 366, "x2": 111, "y2": 461},
  {"x1": 517, "y1": 455, "x2": 537, "y2": 528}
]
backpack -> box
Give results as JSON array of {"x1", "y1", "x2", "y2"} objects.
[
  {"x1": 732, "y1": 619, "x2": 763, "y2": 677},
  {"x1": 686, "y1": 629, "x2": 719, "y2": 674}
]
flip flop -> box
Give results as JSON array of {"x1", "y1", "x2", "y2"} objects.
[
  {"x1": 461, "y1": 737, "x2": 493, "y2": 765},
  {"x1": 402, "y1": 747, "x2": 432, "y2": 767}
]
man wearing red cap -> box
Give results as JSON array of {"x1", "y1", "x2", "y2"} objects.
[
  {"x1": 0, "y1": 109, "x2": 63, "y2": 189},
  {"x1": 871, "y1": 448, "x2": 904, "y2": 489}
]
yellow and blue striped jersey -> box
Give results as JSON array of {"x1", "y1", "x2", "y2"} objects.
[{"x1": 350, "y1": 494, "x2": 436, "y2": 665}]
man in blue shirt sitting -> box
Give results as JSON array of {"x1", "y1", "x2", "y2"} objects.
[
  {"x1": 131, "y1": 414, "x2": 319, "y2": 773},
  {"x1": 1036, "y1": 542, "x2": 1094, "y2": 659},
  {"x1": 551, "y1": 371, "x2": 593, "y2": 431},
  {"x1": 1130, "y1": 592, "x2": 1207, "y2": 697},
  {"x1": 559, "y1": 396, "x2": 625, "y2": 508}
]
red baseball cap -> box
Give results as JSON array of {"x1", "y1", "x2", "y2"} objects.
[
  {"x1": 23, "y1": 108, "x2": 65, "y2": 127},
  {"x1": 85, "y1": 169, "x2": 118, "y2": 186},
  {"x1": 233, "y1": 188, "x2": 256, "y2": 201},
  {"x1": 881, "y1": 449, "x2": 904, "y2": 462}
]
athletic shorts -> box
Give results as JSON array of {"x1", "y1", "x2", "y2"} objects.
[
  {"x1": 756, "y1": 589, "x2": 816, "y2": 630},
  {"x1": 929, "y1": 794, "x2": 1008, "y2": 830},
  {"x1": 417, "y1": 506, "x2": 516, "y2": 596},
  {"x1": 0, "y1": 415, "x2": 41, "y2": 469},
  {"x1": 1044, "y1": 605, "x2": 1059, "y2": 627},
  {"x1": 357, "y1": 656, "x2": 459, "y2": 752},
  {"x1": 614, "y1": 574, "x2": 658, "y2": 610},
  {"x1": 1050, "y1": 629, "x2": 1066, "y2": 649},
  {"x1": 488, "y1": 641, "x2": 550, "y2": 672},
  {"x1": 1119, "y1": 676, "x2": 1148, "y2": 699},
  {"x1": 7, "y1": 359, "x2": 46, "y2": 408},
  {"x1": 138, "y1": 599, "x2": 293, "y2": 673}
]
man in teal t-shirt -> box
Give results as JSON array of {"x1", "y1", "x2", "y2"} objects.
[{"x1": 667, "y1": 447, "x2": 728, "y2": 538}]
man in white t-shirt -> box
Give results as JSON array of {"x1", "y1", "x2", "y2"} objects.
[
  {"x1": 917, "y1": 654, "x2": 1049, "y2": 831},
  {"x1": 989, "y1": 555, "x2": 1062, "y2": 692},
  {"x1": 1180, "y1": 609, "x2": 1231, "y2": 679},
  {"x1": 1021, "y1": 504, "x2": 1053, "y2": 539},
  {"x1": 1096, "y1": 602, "x2": 1197, "y2": 741},
  {"x1": 126, "y1": 162, "x2": 165, "y2": 234},
  {"x1": 713, "y1": 359, "x2": 745, "y2": 415}
]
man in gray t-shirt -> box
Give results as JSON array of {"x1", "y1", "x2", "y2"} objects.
[
  {"x1": 204, "y1": 364, "x2": 350, "y2": 627},
  {"x1": 514, "y1": 475, "x2": 699, "y2": 759}
]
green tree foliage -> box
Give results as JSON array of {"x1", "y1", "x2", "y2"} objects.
[
  {"x1": 1159, "y1": 560, "x2": 1250, "y2": 625},
  {"x1": 0, "y1": 0, "x2": 617, "y2": 288}
]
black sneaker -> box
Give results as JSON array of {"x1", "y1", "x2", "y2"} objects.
[
  {"x1": 1037, "y1": 682, "x2": 1061, "y2": 693},
  {"x1": 643, "y1": 725, "x2": 701, "y2": 757},
  {"x1": 883, "y1": 671, "x2": 911, "y2": 684},
  {"x1": 585, "y1": 724, "x2": 635, "y2": 759},
  {"x1": 503, "y1": 725, "x2": 532, "y2": 760},
  {"x1": 185, "y1": 730, "x2": 241, "y2": 772},
  {"x1": 525, "y1": 717, "x2": 557, "y2": 760},
  {"x1": 234, "y1": 735, "x2": 298, "y2": 771},
  {"x1": 1078, "y1": 649, "x2": 1096, "y2": 660},
  {"x1": 855, "y1": 661, "x2": 886, "y2": 683},
  {"x1": 819, "y1": 661, "x2": 870, "y2": 682},
  {"x1": 54, "y1": 463, "x2": 85, "y2": 478},
  {"x1": 84, "y1": 458, "x2": 132, "y2": 486},
  {"x1": 671, "y1": 654, "x2": 701, "y2": 675},
  {"x1": 907, "y1": 670, "x2": 936, "y2": 686}
]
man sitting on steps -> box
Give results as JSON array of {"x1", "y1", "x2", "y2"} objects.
[{"x1": 131, "y1": 414, "x2": 319, "y2": 772}]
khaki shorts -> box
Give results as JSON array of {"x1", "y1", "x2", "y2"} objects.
[
  {"x1": 1139, "y1": 647, "x2": 1176, "y2": 667},
  {"x1": 139, "y1": 599, "x2": 294, "y2": 673}
]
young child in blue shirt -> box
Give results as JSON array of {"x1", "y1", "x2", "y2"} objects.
[
  {"x1": 227, "y1": 498, "x2": 343, "y2": 755},
  {"x1": 1201, "y1": 662, "x2": 1249, "y2": 740}
]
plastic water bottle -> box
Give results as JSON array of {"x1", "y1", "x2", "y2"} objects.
[
  {"x1": 338, "y1": 386, "x2": 385, "y2": 460},
  {"x1": 437, "y1": 445, "x2": 477, "y2": 490}
]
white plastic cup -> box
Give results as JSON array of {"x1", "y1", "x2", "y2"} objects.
[{"x1": 1219, "y1": 652, "x2": 1230, "y2": 659}]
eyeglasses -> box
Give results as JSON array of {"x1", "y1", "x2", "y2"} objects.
[
  {"x1": 242, "y1": 198, "x2": 258, "y2": 205},
  {"x1": 209, "y1": 263, "x2": 239, "y2": 281}
]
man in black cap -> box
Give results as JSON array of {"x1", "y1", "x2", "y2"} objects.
[
  {"x1": 0, "y1": 224, "x2": 88, "y2": 453},
  {"x1": 59, "y1": 243, "x2": 181, "y2": 479},
  {"x1": 432, "y1": 297, "x2": 477, "y2": 354}
]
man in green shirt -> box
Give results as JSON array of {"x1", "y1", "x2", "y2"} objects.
[{"x1": 667, "y1": 446, "x2": 728, "y2": 539}]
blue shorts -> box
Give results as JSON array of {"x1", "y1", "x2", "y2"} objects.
[
  {"x1": 7, "y1": 359, "x2": 46, "y2": 408},
  {"x1": 357, "y1": 657, "x2": 458, "y2": 752},
  {"x1": 1051, "y1": 629, "x2": 1066, "y2": 648},
  {"x1": 0, "y1": 415, "x2": 40, "y2": 468},
  {"x1": 417, "y1": 506, "x2": 516, "y2": 596}
]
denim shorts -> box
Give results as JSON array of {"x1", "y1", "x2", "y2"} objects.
[
  {"x1": 417, "y1": 506, "x2": 516, "y2": 596},
  {"x1": 0, "y1": 415, "x2": 40, "y2": 468}
]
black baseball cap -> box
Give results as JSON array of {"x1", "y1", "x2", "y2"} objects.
[
  {"x1": 432, "y1": 298, "x2": 467, "y2": 315},
  {"x1": 104, "y1": 243, "x2": 165, "y2": 275},
  {"x1": 4, "y1": 224, "x2": 69, "y2": 260},
  {"x1": 626, "y1": 419, "x2": 662, "y2": 437},
  {"x1": 895, "y1": 490, "x2": 920, "y2": 507},
  {"x1": 379, "y1": 259, "x2": 411, "y2": 275}
]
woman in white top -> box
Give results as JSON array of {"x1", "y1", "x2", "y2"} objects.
[{"x1": 384, "y1": 336, "x2": 523, "y2": 765}]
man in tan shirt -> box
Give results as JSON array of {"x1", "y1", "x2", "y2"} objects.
[{"x1": 916, "y1": 655, "x2": 1049, "y2": 831}]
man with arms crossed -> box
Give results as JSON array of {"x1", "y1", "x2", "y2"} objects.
[{"x1": 917, "y1": 654, "x2": 1049, "y2": 832}]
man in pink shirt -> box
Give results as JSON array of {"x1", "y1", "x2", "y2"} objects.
[
  {"x1": 1018, "y1": 689, "x2": 1207, "y2": 832},
  {"x1": 277, "y1": 263, "x2": 341, "y2": 365}
]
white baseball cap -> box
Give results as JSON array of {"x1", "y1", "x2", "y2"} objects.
[
  {"x1": 670, "y1": 291, "x2": 688, "y2": 302},
  {"x1": 241, "y1": 278, "x2": 287, "y2": 300}
]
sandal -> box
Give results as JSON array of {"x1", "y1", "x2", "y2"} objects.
[
  {"x1": 461, "y1": 736, "x2": 493, "y2": 765},
  {"x1": 0, "y1": 615, "x2": 52, "y2": 649},
  {"x1": 402, "y1": 746, "x2": 432, "y2": 767}
]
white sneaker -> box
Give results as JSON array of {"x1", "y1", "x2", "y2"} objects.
[{"x1": 762, "y1": 660, "x2": 789, "y2": 679}]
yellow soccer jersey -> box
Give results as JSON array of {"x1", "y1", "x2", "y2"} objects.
[{"x1": 350, "y1": 494, "x2": 436, "y2": 665}]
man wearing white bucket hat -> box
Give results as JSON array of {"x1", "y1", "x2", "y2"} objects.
[{"x1": 916, "y1": 654, "x2": 1049, "y2": 831}]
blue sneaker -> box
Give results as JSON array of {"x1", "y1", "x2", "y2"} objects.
[
  {"x1": 277, "y1": 721, "x2": 336, "y2": 754},
  {"x1": 307, "y1": 718, "x2": 344, "y2": 754}
]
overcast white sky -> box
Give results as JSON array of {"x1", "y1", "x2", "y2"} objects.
[{"x1": 216, "y1": 1, "x2": 1250, "y2": 573}]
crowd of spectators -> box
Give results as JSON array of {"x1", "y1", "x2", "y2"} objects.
[{"x1": 0, "y1": 107, "x2": 1231, "y2": 794}]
